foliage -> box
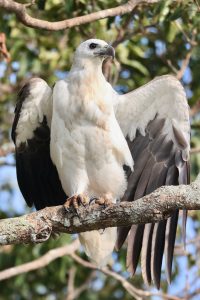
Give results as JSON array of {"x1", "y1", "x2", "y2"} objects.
[{"x1": 0, "y1": 0, "x2": 200, "y2": 299}]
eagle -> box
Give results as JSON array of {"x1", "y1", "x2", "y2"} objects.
[{"x1": 11, "y1": 39, "x2": 190, "y2": 289}]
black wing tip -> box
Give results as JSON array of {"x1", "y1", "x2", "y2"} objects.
[
  {"x1": 116, "y1": 226, "x2": 130, "y2": 251},
  {"x1": 126, "y1": 261, "x2": 137, "y2": 277},
  {"x1": 154, "y1": 279, "x2": 161, "y2": 290},
  {"x1": 151, "y1": 223, "x2": 166, "y2": 291},
  {"x1": 143, "y1": 276, "x2": 152, "y2": 287},
  {"x1": 166, "y1": 272, "x2": 172, "y2": 285},
  {"x1": 141, "y1": 224, "x2": 154, "y2": 286},
  {"x1": 165, "y1": 210, "x2": 179, "y2": 286},
  {"x1": 182, "y1": 209, "x2": 187, "y2": 249}
]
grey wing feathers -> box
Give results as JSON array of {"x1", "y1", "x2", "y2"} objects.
[
  {"x1": 12, "y1": 78, "x2": 67, "y2": 210},
  {"x1": 114, "y1": 75, "x2": 190, "y2": 288},
  {"x1": 116, "y1": 116, "x2": 189, "y2": 289}
]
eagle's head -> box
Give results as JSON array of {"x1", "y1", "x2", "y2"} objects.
[{"x1": 74, "y1": 39, "x2": 115, "y2": 62}]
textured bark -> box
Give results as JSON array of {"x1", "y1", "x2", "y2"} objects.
[
  {"x1": 0, "y1": 0, "x2": 159, "y2": 31},
  {"x1": 0, "y1": 174, "x2": 200, "y2": 246}
]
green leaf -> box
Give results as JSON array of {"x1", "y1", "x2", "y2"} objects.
[
  {"x1": 166, "y1": 21, "x2": 180, "y2": 43},
  {"x1": 126, "y1": 60, "x2": 150, "y2": 76}
]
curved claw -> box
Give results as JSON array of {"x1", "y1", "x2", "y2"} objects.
[
  {"x1": 64, "y1": 194, "x2": 89, "y2": 211},
  {"x1": 89, "y1": 196, "x2": 113, "y2": 208},
  {"x1": 89, "y1": 197, "x2": 99, "y2": 206}
]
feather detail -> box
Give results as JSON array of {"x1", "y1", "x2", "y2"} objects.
[
  {"x1": 115, "y1": 78, "x2": 190, "y2": 287},
  {"x1": 12, "y1": 78, "x2": 66, "y2": 208}
]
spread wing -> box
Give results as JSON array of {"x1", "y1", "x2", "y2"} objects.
[
  {"x1": 114, "y1": 75, "x2": 190, "y2": 288},
  {"x1": 12, "y1": 78, "x2": 66, "y2": 210}
]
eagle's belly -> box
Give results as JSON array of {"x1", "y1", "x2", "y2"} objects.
[
  {"x1": 51, "y1": 123, "x2": 127, "y2": 200},
  {"x1": 84, "y1": 126, "x2": 127, "y2": 199}
]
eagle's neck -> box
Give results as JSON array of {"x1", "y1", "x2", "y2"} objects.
[
  {"x1": 69, "y1": 58, "x2": 107, "y2": 92},
  {"x1": 70, "y1": 57, "x2": 104, "y2": 76},
  {"x1": 68, "y1": 58, "x2": 112, "y2": 115}
]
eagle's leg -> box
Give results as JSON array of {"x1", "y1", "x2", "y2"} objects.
[{"x1": 64, "y1": 194, "x2": 89, "y2": 211}]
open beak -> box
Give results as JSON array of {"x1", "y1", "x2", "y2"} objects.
[{"x1": 95, "y1": 45, "x2": 115, "y2": 59}]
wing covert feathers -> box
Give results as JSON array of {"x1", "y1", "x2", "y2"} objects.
[
  {"x1": 12, "y1": 78, "x2": 67, "y2": 209},
  {"x1": 115, "y1": 76, "x2": 190, "y2": 288}
]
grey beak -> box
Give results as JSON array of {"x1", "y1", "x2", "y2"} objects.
[
  {"x1": 104, "y1": 45, "x2": 115, "y2": 59},
  {"x1": 95, "y1": 45, "x2": 115, "y2": 59}
]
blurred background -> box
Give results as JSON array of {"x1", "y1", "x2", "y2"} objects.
[{"x1": 0, "y1": 0, "x2": 200, "y2": 299}]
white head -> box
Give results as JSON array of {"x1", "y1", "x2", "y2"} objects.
[{"x1": 73, "y1": 39, "x2": 115, "y2": 68}]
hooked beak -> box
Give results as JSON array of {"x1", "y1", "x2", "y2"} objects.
[{"x1": 94, "y1": 45, "x2": 115, "y2": 59}]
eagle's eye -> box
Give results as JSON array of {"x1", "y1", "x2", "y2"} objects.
[{"x1": 89, "y1": 43, "x2": 98, "y2": 49}]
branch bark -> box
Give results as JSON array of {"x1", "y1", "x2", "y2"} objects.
[
  {"x1": 0, "y1": 0, "x2": 159, "y2": 31},
  {"x1": 0, "y1": 174, "x2": 200, "y2": 246}
]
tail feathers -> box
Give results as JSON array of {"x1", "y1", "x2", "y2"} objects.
[{"x1": 79, "y1": 228, "x2": 117, "y2": 267}]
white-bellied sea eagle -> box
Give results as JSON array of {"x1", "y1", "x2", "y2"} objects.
[{"x1": 12, "y1": 39, "x2": 190, "y2": 289}]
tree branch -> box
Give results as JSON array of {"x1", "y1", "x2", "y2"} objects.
[
  {"x1": 66, "y1": 267, "x2": 96, "y2": 300},
  {"x1": 0, "y1": 0, "x2": 159, "y2": 31},
  {"x1": 0, "y1": 33, "x2": 10, "y2": 62},
  {"x1": 190, "y1": 147, "x2": 200, "y2": 154},
  {"x1": 190, "y1": 100, "x2": 200, "y2": 117},
  {"x1": 70, "y1": 253, "x2": 182, "y2": 300},
  {"x1": 0, "y1": 239, "x2": 80, "y2": 281},
  {"x1": 0, "y1": 239, "x2": 181, "y2": 300},
  {"x1": 0, "y1": 174, "x2": 200, "y2": 246}
]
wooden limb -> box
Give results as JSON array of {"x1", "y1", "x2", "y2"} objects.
[
  {"x1": 66, "y1": 267, "x2": 95, "y2": 300},
  {"x1": 0, "y1": 0, "x2": 159, "y2": 31},
  {"x1": 176, "y1": 50, "x2": 193, "y2": 80},
  {"x1": 0, "y1": 239, "x2": 181, "y2": 300},
  {"x1": 0, "y1": 33, "x2": 10, "y2": 62},
  {"x1": 190, "y1": 100, "x2": 200, "y2": 117},
  {"x1": 70, "y1": 253, "x2": 182, "y2": 300},
  {"x1": 0, "y1": 239, "x2": 80, "y2": 281},
  {"x1": 0, "y1": 174, "x2": 200, "y2": 246},
  {"x1": 190, "y1": 147, "x2": 200, "y2": 154},
  {"x1": 66, "y1": 267, "x2": 76, "y2": 300}
]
